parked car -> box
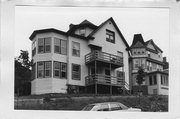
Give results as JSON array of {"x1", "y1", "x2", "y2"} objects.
[{"x1": 82, "y1": 102, "x2": 141, "y2": 112}]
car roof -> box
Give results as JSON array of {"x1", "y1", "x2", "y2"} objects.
[{"x1": 88, "y1": 102, "x2": 123, "y2": 105}]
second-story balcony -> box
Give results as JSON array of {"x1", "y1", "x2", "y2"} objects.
[{"x1": 85, "y1": 50, "x2": 123, "y2": 67}]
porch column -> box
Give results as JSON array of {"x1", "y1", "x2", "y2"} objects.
[
  {"x1": 110, "y1": 63, "x2": 112, "y2": 95},
  {"x1": 95, "y1": 61, "x2": 97, "y2": 95}
]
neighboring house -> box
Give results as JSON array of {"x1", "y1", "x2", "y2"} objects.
[
  {"x1": 30, "y1": 17, "x2": 130, "y2": 95},
  {"x1": 129, "y1": 34, "x2": 168, "y2": 95}
]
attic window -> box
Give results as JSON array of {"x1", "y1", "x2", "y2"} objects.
[
  {"x1": 106, "y1": 29, "x2": 115, "y2": 43},
  {"x1": 79, "y1": 28, "x2": 86, "y2": 36}
]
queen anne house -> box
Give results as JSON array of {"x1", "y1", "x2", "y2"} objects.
[
  {"x1": 129, "y1": 34, "x2": 168, "y2": 95},
  {"x1": 30, "y1": 17, "x2": 130, "y2": 95}
]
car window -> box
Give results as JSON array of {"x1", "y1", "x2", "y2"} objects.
[
  {"x1": 82, "y1": 104, "x2": 95, "y2": 111},
  {"x1": 117, "y1": 103, "x2": 128, "y2": 110},
  {"x1": 97, "y1": 104, "x2": 109, "y2": 111},
  {"x1": 110, "y1": 103, "x2": 122, "y2": 111}
]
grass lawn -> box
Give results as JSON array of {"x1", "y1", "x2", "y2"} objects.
[{"x1": 14, "y1": 94, "x2": 168, "y2": 112}]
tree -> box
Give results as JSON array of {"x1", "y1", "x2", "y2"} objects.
[
  {"x1": 136, "y1": 66, "x2": 146, "y2": 94},
  {"x1": 15, "y1": 50, "x2": 32, "y2": 96}
]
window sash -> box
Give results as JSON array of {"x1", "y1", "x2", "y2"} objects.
[
  {"x1": 37, "y1": 62, "x2": 44, "y2": 78},
  {"x1": 38, "y1": 38, "x2": 44, "y2": 53},
  {"x1": 45, "y1": 61, "x2": 51, "y2": 77},
  {"x1": 54, "y1": 61, "x2": 61, "y2": 78},
  {"x1": 54, "y1": 38, "x2": 61, "y2": 53},
  {"x1": 106, "y1": 29, "x2": 115, "y2": 43},
  {"x1": 61, "y1": 40, "x2": 67, "y2": 55},
  {"x1": 45, "y1": 38, "x2": 51, "y2": 53},
  {"x1": 72, "y1": 64, "x2": 80, "y2": 80},
  {"x1": 72, "y1": 42, "x2": 80, "y2": 57}
]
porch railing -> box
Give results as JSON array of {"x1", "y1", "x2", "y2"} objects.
[
  {"x1": 85, "y1": 50, "x2": 123, "y2": 65},
  {"x1": 85, "y1": 74, "x2": 125, "y2": 86}
]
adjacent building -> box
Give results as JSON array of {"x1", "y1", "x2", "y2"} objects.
[
  {"x1": 30, "y1": 17, "x2": 130, "y2": 95},
  {"x1": 129, "y1": 34, "x2": 168, "y2": 95}
]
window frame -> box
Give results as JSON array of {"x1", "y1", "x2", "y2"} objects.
[
  {"x1": 38, "y1": 37, "x2": 52, "y2": 54},
  {"x1": 106, "y1": 29, "x2": 115, "y2": 43},
  {"x1": 37, "y1": 61, "x2": 52, "y2": 78},
  {"x1": 53, "y1": 61, "x2": 67, "y2": 79},
  {"x1": 72, "y1": 41, "x2": 80, "y2": 57},
  {"x1": 72, "y1": 63, "x2": 81, "y2": 80},
  {"x1": 79, "y1": 28, "x2": 86, "y2": 36}
]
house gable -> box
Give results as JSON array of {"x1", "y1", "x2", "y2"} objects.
[{"x1": 88, "y1": 17, "x2": 129, "y2": 50}]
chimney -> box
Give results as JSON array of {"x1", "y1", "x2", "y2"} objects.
[
  {"x1": 69, "y1": 24, "x2": 74, "y2": 29},
  {"x1": 163, "y1": 57, "x2": 167, "y2": 62}
]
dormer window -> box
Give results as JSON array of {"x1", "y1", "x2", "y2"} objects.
[
  {"x1": 79, "y1": 28, "x2": 86, "y2": 36},
  {"x1": 106, "y1": 29, "x2": 115, "y2": 43}
]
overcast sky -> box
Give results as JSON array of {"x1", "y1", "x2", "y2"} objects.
[{"x1": 15, "y1": 6, "x2": 169, "y2": 60}]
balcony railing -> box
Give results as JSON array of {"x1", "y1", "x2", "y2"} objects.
[
  {"x1": 85, "y1": 74, "x2": 125, "y2": 86},
  {"x1": 85, "y1": 50, "x2": 123, "y2": 66}
]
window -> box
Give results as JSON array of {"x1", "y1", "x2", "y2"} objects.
[
  {"x1": 61, "y1": 63, "x2": 67, "y2": 78},
  {"x1": 153, "y1": 75, "x2": 157, "y2": 85},
  {"x1": 72, "y1": 41, "x2": 80, "y2": 57},
  {"x1": 45, "y1": 61, "x2": 51, "y2": 77},
  {"x1": 38, "y1": 38, "x2": 44, "y2": 53},
  {"x1": 53, "y1": 61, "x2": 67, "y2": 79},
  {"x1": 106, "y1": 29, "x2": 115, "y2": 43},
  {"x1": 37, "y1": 61, "x2": 52, "y2": 78},
  {"x1": 72, "y1": 64, "x2": 81, "y2": 80},
  {"x1": 110, "y1": 104, "x2": 122, "y2": 111},
  {"x1": 79, "y1": 28, "x2": 86, "y2": 36},
  {"x1": 45, "y1": 37, "x2": 51, "y2": 53},
  {"x1": 54, "y1": 61, "x2": 60, "y2": 77},
  {"x1": 31, "y1": 63, "x2": 36, "y2": 80},
  {"x1": 38, "y1": 37, "x2": 51, "y2": 53},
  {"x1": 32, "y1": 40, "x2": 36, "y2": 57},
  {"x1": 99, "y1": 104, "x2": 109, "y2": 111},
  {"x1": 54, "y1": 38, "x2": 67, "y2": 55},
  {"x1": 149, "y1": 76, "x2": 153, "y2": 85},
  {"x1": 134, "y1": 59, "x2": 139, "y2": 69}
]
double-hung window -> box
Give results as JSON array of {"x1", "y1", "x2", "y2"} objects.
[
  {"x1": 106, "y1": 29, "x2": 115, "y2": 43},
  {"x1": 54, "y1": 38, "x2": 67, "y2": 55},
  {"x1": 32, "y1": 40, "x2": 36, "y2": 57},
  {"x1": 72, "y1": 41, "x2": 80, "y2": 57},
  {"x1": 72, "y1": 64, "x2": 81, "y2": 80},
  {"x1": 53, "y1": 61, "x2": 67, "y2": 79},
  {"x1": 38, "y1": 37, "x2": 51, "y2": 53},
  {"x1": 37, "y1": 61, "x2": 52, "y2": 78},
  {"x1": 45, "y1": 61, "x2": 51, "y2": 77}
]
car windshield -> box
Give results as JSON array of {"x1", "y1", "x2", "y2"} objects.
[{"x1": 82, "y1": 104, "x2": 95, "y2": 111}]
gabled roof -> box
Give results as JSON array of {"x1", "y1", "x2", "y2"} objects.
[
  {"x1": 145, "y1": 39, "x2": 163, "y2": 53},
  {"x1": 129, "y1": 34, "x2": 163, "y2": 53},
  {"x1": 67, "y1": 19, "x2": 98, "y2": 34},
  {"x1": 87, "y1": 17, "x2": 129, "y2": 49}
]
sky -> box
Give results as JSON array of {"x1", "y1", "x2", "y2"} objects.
[{"x1": 15, "y1": 6, "x2": 169, "y2": 61}]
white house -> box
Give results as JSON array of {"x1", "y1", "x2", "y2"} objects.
[
  {"x1": 129, "y1": 34, "x2": 168, "y2": 95},
  {"x1": 30, "y1": 17, "x2": 130, "y2": 95}
]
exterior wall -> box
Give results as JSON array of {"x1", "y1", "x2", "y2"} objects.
[
  {"x1": 67, "y1": 36, "x2": 90, "y2": 86},
  {"x1": 88, "y1": 20, "x2": 129, "y2": 85},
  {"x1": 158, "y1": 73, "x2": 168, "y2": 95},
  {"x1": 31, "y1": 78, "x2": 53, "y2": 95}
]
